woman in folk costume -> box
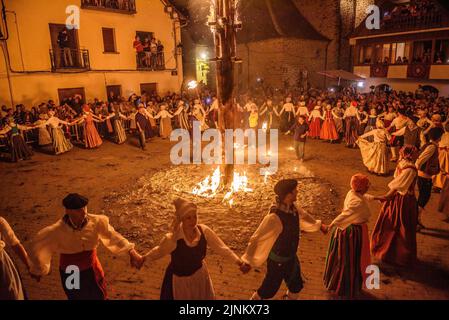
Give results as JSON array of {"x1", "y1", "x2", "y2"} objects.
[
  {"x1": 105, "y1": 104, "x2": 128, "y2": 145},
  {"x1": 387, "y1": 108, "x2": 412, "y2": 162},
  {"x1": 357, "y1": 119, "x2": 391, "y2": 176},
  {"x1": 364, "y1": 108, "x2": 379, "y2": 142},
  {"x1": 135, "y1": 104, "x2": 155, "y2": 150},
  {"x1": 29, "y1": 193, "x2": 143, "y2": 300},
  {"x1": 242, "y1": 179, "x2": 325, "y2": 300},
  {"x1": 143, "y1": 198, "x2": 244, "y2": 300},
  {"x1": 174, "y1": 100, "x2": 190, "y2": 130},
  {"x1": 356, "y1": 105, "x2": 369, "y2": 136},
  {"x1": 320, "y1": 104, "x2": 339, "y2": 143},
  {"x1": 332, "y1": 101, "x2": 345, "y2": 138},
  {"x1": 279, "y1": 97, "x2": 296, "y2": 133},
  {"x1": 0, "y1": 217, "x2": 31, "y2": 300},
  {"x1": 36, "y1": 110, "x2": 74, "y2": 155},
  {"x1": 154, "y1": 104, "x2": 174, "y2": 139},
  {"x1": 295, "y1": 101, "x2": 309, "y2": 122},
  {"x1": 145, "y1": 102, "x2": 158, "y2": 131},
  {"x1": 192, "y1": 99, "x2": 209, "y2": 132},
  {"x1": 379, "y1": 105, "x2": 397, "y2": 129},
  {"x1": 0, "y1": 117, "x2": 34, "y2": 162},
  {"x1": 259, "y1": 99, "x2": 279, "y2": 131},
  {"x1": 323, "y1": 174, "x2": 381, "y2": 298},
  {"x1": 33, "y1": 113, "x2": 52, "y2": 147},
  {"x1": 343, "y1": 101, "x2": 360, "y2": 148},
  {"x1": 371, "y1": 146, "x2": 419, "y2": 266},
  {"x1": 433, "y1": 124, "x2": 449, "y2": 190},
  {"x1": 206, "y1": 97, "x2": 220, "y2": 129},
  {"x1": 308, "y1": 105, "x2": 324, "y2": 139},
  {"x1": 74, "y1": 105, "x2": 103, "y2": 149}
]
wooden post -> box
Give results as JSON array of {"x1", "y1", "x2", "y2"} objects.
[{"x1": 210, "y1": 0, "x2": 240, "y2": 186}]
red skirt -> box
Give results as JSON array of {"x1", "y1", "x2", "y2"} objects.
[
  {"x1": 309, "y1": 118, "x2": 321, "y2": 138},
  {"x1": 59, "y1": 250, "x2": 107, "y2": 300},
  {"x1": 324, "y1": 224, "x2": 371, "y2": 298},
  {"x1": 320, "y1": 119, "x2": 339, "y2": 140},
  {"x1": 371, "y1": 193, "x2": 418, "y2": 266}
]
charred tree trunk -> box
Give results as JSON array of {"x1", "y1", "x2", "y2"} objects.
[{"x1": 211, "y1": 0, "x2": 240, "y2": 186}]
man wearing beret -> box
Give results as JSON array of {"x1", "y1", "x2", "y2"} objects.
[
  {"x1": 28, "y1": 193, "x2": 143, "y2": 300},
  {"x1": 241, "y1": 179, "x2": 327, "y2": 300}
]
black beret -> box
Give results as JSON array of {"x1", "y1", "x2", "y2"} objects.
[
  {"x1": 63, "y1": 193, "x2": 89, "y2": 210},
  {"x1": 274, "y1": 179, "x2": 298, "y2": 200}
]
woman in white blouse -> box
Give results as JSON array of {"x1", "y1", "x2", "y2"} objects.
[
  {"x1": 357, "y1": 119, "x2": 391, "y2": 176},
  {"x1": 0, "y1": 217, "x2": 31, "y2": 300},
  {"x1": 371, "y1": 145, "x2": 419, "y2": 266},
  {"x1": 323, "y1": 174, "x2": 381, "y2": 298},
  {"x1": 143, "y1": 198, "x2": 244, "y2": 300}
]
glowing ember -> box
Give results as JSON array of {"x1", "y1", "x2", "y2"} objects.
[
  {"x1": 191, "y1": 168, "x2": 253, "y2": 207},
  {"x1": 191, "y1": 167, "x2": 221, "y2": 198},
  {"x1": 288, "y1": 146, "x2": 295, "y2": 151}
]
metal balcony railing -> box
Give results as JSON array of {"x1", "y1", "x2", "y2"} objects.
[
  {"x1": 50, "y1": 48, "x2": 91, "y2": 72},
  {"x1": 81, "y1": 0, "x2": 137, "y2": 14},
  {"x1": 136, "y1": 52, "x2": 166, "y2": 71}
]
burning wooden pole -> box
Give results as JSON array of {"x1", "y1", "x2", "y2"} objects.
[{"x1": 208, "y1": 0, "x2": 242, "y2": 186}]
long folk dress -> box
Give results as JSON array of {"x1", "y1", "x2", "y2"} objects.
[
  {"x1": 320, "y1": 110, "x2": 339, "y2": 141},
  {"x1": 357, "y1": 129, "x2": 391, "y2": 175},
  {"x1": 33, "y1": 119, "x2": 52, "y2": 146},
  {"x1": 371, "y1": 160, "x2": 418, "y2": 266},
  {"x1": 323, "y1": 190, "x2": 374, "y2": 298},
  {"x1": 0, "y1": 124, "x2": 33, "y2": 162},
  {"x1": 0, "y1": 217, "x2": 26, "y2": 300},
  {"x1": 43, "y1": 116, "x2": 73, "y2": 155},
  {"x1": 110, "y1": 112, "x2": 127, "y2": 144},
  {"x1": 343, "y1": 105, "x2": 359, "y2": 146},
  {"x1": 145, "y1": 224, "x2": 240, "y2": 300},
  {"x1": 154, "y1": 110, "x2": 174, "y2": 139},
  {"x1": 241, "y1": 202, "x2": 322, "y2": 299},
  {"x1": 332, "y1": 107, "x2": 345, "y2": 136},
  {"x1": 82, "y1": 113, "x2": 103, "y2": 149},
  {"x1": 29, "y1": 214, "x2": 135, "y2": 300},
  {"x1": 308, "y1": 107, "x2": 323, "y2": 139}
]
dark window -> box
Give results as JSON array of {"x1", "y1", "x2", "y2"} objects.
[
  {"x1": 58, "y1": 87, "x2": 86, "y2": 104},
  {"x1": 140, "y1": 83, "x2": 157, "y2": 96},
  {"x1": 103, "y1": 28, "x2": 116, "y2": 53}
]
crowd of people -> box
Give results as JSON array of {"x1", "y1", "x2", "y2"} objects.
[{"x1": 1, "y1": 83, "x2": 449, "y2": 300}]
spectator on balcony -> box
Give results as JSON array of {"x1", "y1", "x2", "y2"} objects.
[
  {"x1": 150, "y1": 38, "x2": 158, "y2": 70},
  {"x1": 57, "y1": 29, "x2": 73, "y2": 68},
  {"x1": 133, "y1": 36, "x2": 145, "y2": 68},
  {"x1": 143, "y1": 38, "x2": 151, "y2": 68},
  {"x1": 403, "y1": 56, "x2": 409, "y2": 64},
  {"x1": 396, "y1": 56, "x2": 403, "y2": 64},
  {"x1": 157, "y1": 40, "x2": 164, "y2": 69}
]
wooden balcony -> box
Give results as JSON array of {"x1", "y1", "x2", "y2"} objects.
[{"x1": 354, "y1": 63, "x2": 449, "y2": 80}]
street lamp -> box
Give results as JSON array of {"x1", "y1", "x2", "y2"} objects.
[{"x1": 187, "y1": 80, "x2": 198, "y2": 90}]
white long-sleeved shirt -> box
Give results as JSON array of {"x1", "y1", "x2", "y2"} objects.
[
  {"x1": 415, "y1": 142, "x2": 438, "y2": 179},
  {"x1": 154, "y1": 110, "x2": 173, "y2": 120},
  {"x1": 330, "y1": 190, "x2": 374, "y2": 230},
  {"x1": 388, "y1": 159, "x2": 418, "y2": 195},
  {"x1": 241, "y1": 205, "x2": 321, "y2": 267},
  {"x1": 145, "y1": 224, "x2": 240, "y2": 264},
  {"x1": 360, "y1": 128, "x2": 391, "y2": 143},
  {"x1": 0, "y1": 217, "x2": 20, "y2": 252},
  {"x1": 29, "y1": 214, "x2": 135, "y2": 276}
]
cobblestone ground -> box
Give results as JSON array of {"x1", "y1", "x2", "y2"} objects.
[{"x1": 1, "y1": 136, "x2": 448, "y2": 300}]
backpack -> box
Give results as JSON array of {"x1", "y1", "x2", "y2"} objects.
[{"x1": 420, "y1": 143, "x2": 439, "y2": 176}]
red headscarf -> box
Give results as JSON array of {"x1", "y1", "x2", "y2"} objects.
[{"x1": 350, "y1": 174, "x2": 370, "y2": 193}]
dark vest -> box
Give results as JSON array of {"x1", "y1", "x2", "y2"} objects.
[
  {"x1": 170, "y1": 226, "x2": 207, "y2": 277},
  {"x1": 404, "y1": 127, "x2": 420, "y2": 148},
  {"x1": 270, "y1": 206, "x2": 300, "y2": 259},
  {"x1": 419, "y1": 142, "x2": 440, "y2": 176}
]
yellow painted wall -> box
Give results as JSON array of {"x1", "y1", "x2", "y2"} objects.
[
  {"x1": 387, "y1": 65, "x2": 408, "y2": 79},
  {"x1": 0, "y1": 0, "x2": 183, "y2": 107}
]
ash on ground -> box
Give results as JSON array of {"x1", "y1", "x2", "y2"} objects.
[{"x1": 103, "y1": 164, "x2": 338, "y2": 252}]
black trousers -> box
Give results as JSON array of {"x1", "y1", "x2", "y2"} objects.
[
  {"x1": 138, "y1": 131, "x2": 146, "y2": 149},
  {"x1": 417, "y1": 177, "x2": 433, "y2": 209},
  {"x1": 257, "y1": 256, "x2": 303, "y2": 299}
]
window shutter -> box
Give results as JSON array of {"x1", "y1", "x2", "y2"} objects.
[{"x1": 102, "y1": 28, "x2": 116, "y2": 53}]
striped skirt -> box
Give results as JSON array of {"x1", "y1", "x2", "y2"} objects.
[
  {"x1": 371, "y1": 193, "x2": 418, "y2": 266},
  {"x1": 324, "y1": 224, "x2": 371, "y2": 298},
  {"x1": 51, "y1": 127, "x2": 73, "y2": 155}
]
